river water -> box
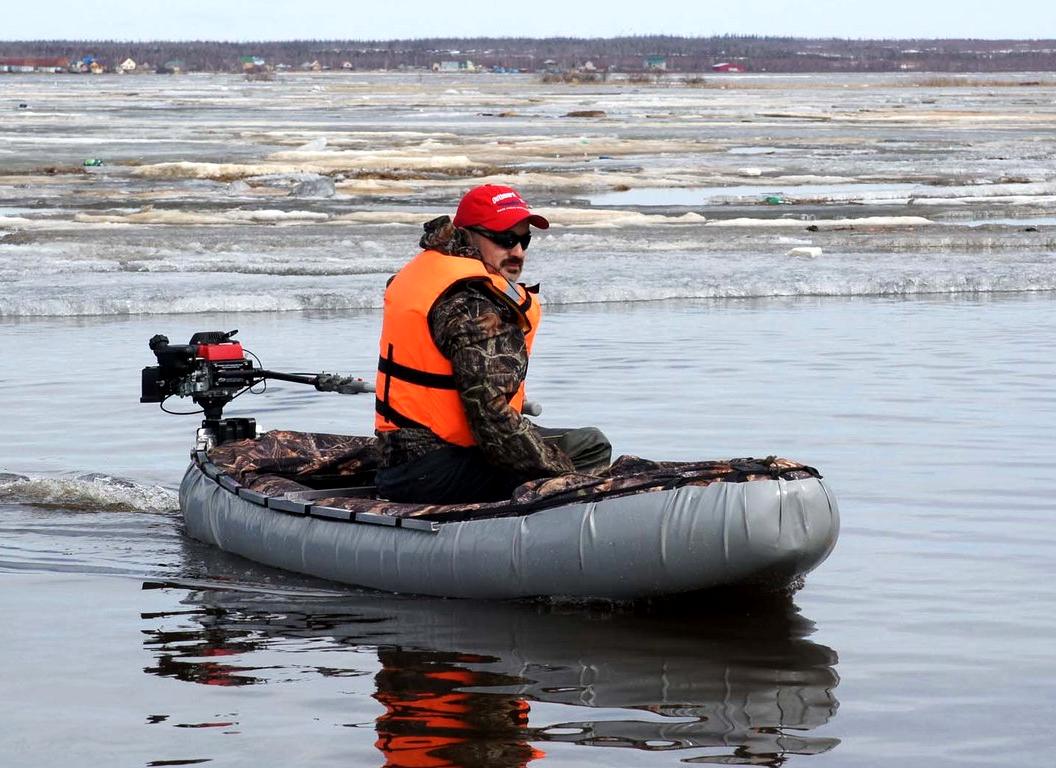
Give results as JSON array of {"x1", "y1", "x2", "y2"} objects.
[{"x1": 1, "y1": 72, "x2": 1055, "y2": 767}]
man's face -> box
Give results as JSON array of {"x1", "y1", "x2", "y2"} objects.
[{"x1": 469, "y1": 220, "x2": 530, "y2": 281}]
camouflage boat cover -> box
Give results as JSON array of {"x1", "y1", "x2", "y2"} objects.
[{"x1": 208, "y1": 430, "x2": 821, "y2": 523}]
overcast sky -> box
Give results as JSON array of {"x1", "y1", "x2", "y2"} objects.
[{"x1": 4, "y1": 0, "x2": 1055, "y2": 41}]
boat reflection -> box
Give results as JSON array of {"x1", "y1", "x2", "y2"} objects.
[{"x1": 141, "y1": 549, "x2": 839, "y2": 766}]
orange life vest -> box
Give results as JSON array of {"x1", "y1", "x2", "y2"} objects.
[{"x1": 375, "y1": 249, "x2": 541, "y2": 447}]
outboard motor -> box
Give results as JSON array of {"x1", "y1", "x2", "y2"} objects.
[{"x1": 141, "y1": 330, "x2": 372, "y2": 447}]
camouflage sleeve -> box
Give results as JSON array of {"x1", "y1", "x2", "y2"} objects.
[{"x1": 429, "y1": 284, "x2": 575, "y2": 477}]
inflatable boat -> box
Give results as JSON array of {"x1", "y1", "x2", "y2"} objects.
[
  {"x1": 144, "y1": 330, "x2": 838, "y2": 600},
  {"x1": 179, "y1": 430, "x2": 839, "y2": 600}
]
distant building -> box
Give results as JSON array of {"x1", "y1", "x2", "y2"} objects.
[
  {"x1": 644, "y1": 55, "x2": 667, "y2": 71},
  {"x1": 712, "y1": 62, "x2": 746, "y2": 73},
  {"x1": 0, "y1": 57, "x2": 69, "y2": 73},
  {"x1": 342, "y1": 61, "x2": 353, "y2": 70},
  {"x1": 120, "y1": 58, "x2": 136, "y2": 73},
  {"x1": 433, "y1": 59, "x2": 478, "y2": 72},
  {"x1": 239, "y1": 55, "x2": 266, "y2": 71},
  {"x1": 89, "y1": 61, "x2": 105, "y2": 74},
  {"x1": 157, "y1": 60, "x2": 186, "y2": 74}
]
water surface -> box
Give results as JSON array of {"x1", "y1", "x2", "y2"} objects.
[
  {"x1": 2, "y1": 71, "x2": 1055, "y2": 767},
  {"x1": 2, "y1": 294, "x2": 1054, "y2": 766}
]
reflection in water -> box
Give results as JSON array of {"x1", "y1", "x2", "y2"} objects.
[
  {"x1": 374, "y1": 649, "x2": 545, "y2": 767},
  {"x1": 139, "y1": 543, "x2": 839, "y2": 766},
  {"x1": 141, "y1": 574, "x2": 839, "y2": 767},
  {"x1": 142, "y1": 605, "x2": 268, "y2": 687}
]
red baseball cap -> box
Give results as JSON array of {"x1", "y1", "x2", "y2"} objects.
[{"x1": 452, "y1": 184, "x2": 550, "y2": 231}]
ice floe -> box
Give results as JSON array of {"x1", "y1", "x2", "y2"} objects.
[{"x1": 74, "y1": 208, "x2": 331, "y2": 225}]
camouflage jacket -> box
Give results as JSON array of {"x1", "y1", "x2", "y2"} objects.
[{"x1": 376, "y1": 217, "x2": 575, "y2": 478}]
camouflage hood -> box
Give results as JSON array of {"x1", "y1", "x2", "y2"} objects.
[{"x1": 419, "y1": 215, "x2": 482, "y2": 259}]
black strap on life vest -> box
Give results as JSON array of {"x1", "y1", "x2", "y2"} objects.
[
  {"x1": 376, "y1": 343, "x2": 452, "y2": 432},
  {"x1": 495, "y1": 276, "x2": 528, "y2": 310},
  {"x1": 517, "y1": 286, "x2": 533, "y2": 315},
  {"x1": 375, "y1": 397, "x2": 432, "y2": 431},
  {"x1": 377, "y1": 355, "x2": 457, "y2": 389}
]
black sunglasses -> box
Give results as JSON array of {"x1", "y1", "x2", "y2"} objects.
[{"x1": 468, "y1": 226, "x2": 531, "y2": 251}]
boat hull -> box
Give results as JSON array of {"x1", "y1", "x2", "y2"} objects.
[{"x1": 180, "y1": 461, "x2": 839, "y2": 600}]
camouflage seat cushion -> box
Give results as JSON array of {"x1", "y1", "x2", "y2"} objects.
[{"x1": 208, "y1": 430, "x2": 819, "y2": 523}]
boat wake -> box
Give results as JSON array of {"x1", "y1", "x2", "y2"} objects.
[{"x1": 0, "y1": 472, "x2": 178, "y2": 513}]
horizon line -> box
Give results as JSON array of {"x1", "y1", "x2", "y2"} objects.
[{"x1": 3, "y1": 34, "x2": 1056, "y2": 44}]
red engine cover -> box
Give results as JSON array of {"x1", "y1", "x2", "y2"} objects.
[{"x1": 198, "y1": 342, "x2": 244, "y2": 361}]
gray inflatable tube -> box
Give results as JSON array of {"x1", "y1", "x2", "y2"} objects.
[{"x1": 179, "y1": 461, "x2": 839, "y2": 600}]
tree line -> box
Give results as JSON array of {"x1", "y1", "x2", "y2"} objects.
[{"x1": 2, "y1": 35, "x2": 1055, "y2": 73}]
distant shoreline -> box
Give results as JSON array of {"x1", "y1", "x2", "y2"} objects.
[{"x1": 3, "y1": 36, "x2": 1056, "y2": 75}]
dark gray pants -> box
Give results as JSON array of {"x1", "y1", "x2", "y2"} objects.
[
  {"x1": 534, "y1": 425, "x2": 612, "y2": 474},
  {"x1": 375, "y1": 425, "x2": 611, "y2": 505}
]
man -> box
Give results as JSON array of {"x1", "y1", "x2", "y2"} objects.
[{"x1": 374, "y1": 184, "x2": 610, "y2": 504}]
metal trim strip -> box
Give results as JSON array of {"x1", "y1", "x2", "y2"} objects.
[
  {"x1": 399, "y1": 518, "x2": 440, "y2": 534},
  {"x1": 286, "y1": 487, "x2": 376, "y2": 501},
  {"x1": 355, "y1": 512, "x2": 398, "y2": 527},
  {"x1": 310, "y1": 506, "x2": 355, "y2": 522},
  {"x1": 237, "y1": 488, "x2": 268, "y2": 506},
  {"x1": 269, "y1": 497, "x2": 310, "y2": 515}
]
